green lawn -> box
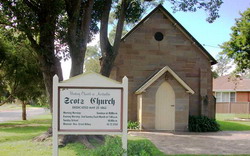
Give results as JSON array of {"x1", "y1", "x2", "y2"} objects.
[
  {"x1": 0, "y1": 114, "x2": 94, "y2": 156},
  {"x1": 218, "y1": 120, "x2": 250, "y2": 131},
  {"x1": 216, "y1": 113, "x2": 250, "y2": 131},
  {"x1": 0, "y1": 114, "x2": 165, "y2": 156},
  {"x1": 216, "y1": 113, "x2": 250, "y2": 121},
  {"x1": 2, "y1": 113, "x2": 250, "y2": 156}
]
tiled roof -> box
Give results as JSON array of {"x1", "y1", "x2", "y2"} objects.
[{"x1": 213, "y1": 75, "x2": 250, "y2": 91}]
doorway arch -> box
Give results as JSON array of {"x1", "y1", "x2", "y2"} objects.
[{"x1": 155, "y1": 81, "x2": 175, "y2": 130}]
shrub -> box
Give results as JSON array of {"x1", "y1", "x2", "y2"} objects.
[
  {"x1": 90, "y1": 136, "x2": 165, "y2": 156},
  {"x1": 128, "y1": 139, "x2": 161, "y2": 156},
  {"x1": 188, "y1": 115, "x2": 220, "y2": 132},
  {"x1": 91, "y1": 136, "x2": 124, "y2": 156},
  {"x1": 128, "y1": 121, "x2": 140, "y2": 130}
]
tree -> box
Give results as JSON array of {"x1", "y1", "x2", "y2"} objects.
[
  {"x1": 0, "y1": 31, "x2": 45, "y2": 120},
  {"x1": 212, "y1": 71, "x2": 219, "y2": 79},
  {"x1": 99, "y1": 0, "x2": 142, "y2": 76},
  {"x1": 221, "y1": 8, "x2": 250, "y2": 72},
  {"x1": 0, "y1": 0, "x2": 63, "y2": 112},
  {"x1": 213, "y1": 53, "x2": 232, "y2": 77}
]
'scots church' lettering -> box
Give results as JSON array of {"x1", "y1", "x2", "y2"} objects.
[{"x1": 64, "y1": 97, "x2": 116, "y2": 106}]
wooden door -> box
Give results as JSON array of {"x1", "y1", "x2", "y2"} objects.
[{"x1": 155, "y1": 81, "x2": 175, "y2": 130}]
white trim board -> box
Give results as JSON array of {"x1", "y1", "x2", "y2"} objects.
[{"x1": 135, "y1": 66, "x2": 195, "y2": 95}]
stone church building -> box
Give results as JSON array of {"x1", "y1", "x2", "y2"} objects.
[{"x1": 110, "y1": 5, "x2": 217, "y2": 131}]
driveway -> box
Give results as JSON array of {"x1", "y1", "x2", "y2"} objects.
[
  {"x1": 129, "y1": 131, "x2": 250, "y2": 155},
  {"x1": 0, "y1": 107, "x2": 50, "y2": 122}
]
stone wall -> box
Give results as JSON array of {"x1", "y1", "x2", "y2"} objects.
[
  {"x1": 139, "y1": 73, "x2": 189, "y2": 131},
  {"x1": 111, "y1": 9, "x2": 214, "y2": 121}
]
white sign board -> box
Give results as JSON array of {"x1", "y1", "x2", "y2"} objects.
[
  {"x1": 59, "y1": 88, "x2": 122, "y2": 131},
  {"x1": 52, "y1": 72, "x2": 128, "y2": 156}
]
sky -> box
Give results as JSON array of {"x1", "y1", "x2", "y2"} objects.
[
  {"x1": 163, "y1": 0, "x2": 250, "y2": 57},
  {"x1": 61, "y1": 0, "x2": 250, "y2": 80}
]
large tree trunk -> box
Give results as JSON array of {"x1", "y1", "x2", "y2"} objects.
[
  {"x1": 58, "y1": 0, "x2": 104, "y2": 147},
  {"x1": 26, "y1": 0, "x2": 63, "y2": 141},
  {"x1": 22, "y1": 101, "x2": 27, "y2": 120},
  {"x1": 100, "y1": 0, "x2": 127, "y2": 77},
  {"x1": 100, "y1": 49, "x2": 116, "y2": 77},
  {"x1": 99, "y1": 0, "x2": 113, "y2": 77},
  {"x1": 2, "y1": 0, "x2": 62, "y2": 142},
  {"x1": 37, "y1": 54, "x2": 62, "y2": 113},
  {"x1": 70, "y1": 48, "x2": 85, "y2": 77},
  {"x1": 66, "y1": 0, "x2": 94, "y2": 77},
  {"x1": 36, "y1": 0, "x2": 63, "y2": 112}
]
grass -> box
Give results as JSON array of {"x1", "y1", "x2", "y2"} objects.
[
  {"x1": 218, "y1": 120, "x2": 250, "y2": 131},
  {"x1": 216, "y1": 113, "x2": 250, "y2": 121},
  {"x1": 0, "y1": 115, "x2": 51, "y2": 143},
  {"x1": 0, "y1": 114, "x2": 81, "y2": 156},
  {"x1": 216, "y1": 113, "x2": 250, "y2": 131},
  {"x1": 1, "y1": 112, "x2": 250, "y2": 156},
  {"x1": 168, "y1": 155, "x2": 250, "y2": 156},
  {"x1": 0, "y1": 103, "x2": 47, "y2": 111},
  {"x1": 0, "y1": 114, "x2": 165, "y2": 156}
]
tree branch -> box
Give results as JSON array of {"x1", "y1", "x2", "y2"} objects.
[
  {"x1": 100, "y1": 0, "x2": 112, "y2": 57},
  {"x1": 65, "y1": 0, "x2": 81, "y2": 49},
  {"x1": 0, "y1": 20, "x2": 16, "y2": 28},
  {"x1": 79, "y1": 0, "x2": 94, "y2": 46},
  {"x1": 23, "y1": 0, "x2": 40, "y2": 13},
  {"x1": 112, "y1": 0, "x2": 127, "y2": 56},
  {"x1": 24, "y1": 29, "x2": 40, "y2": 50},
  {"x1": 0, "y1": 95, "x2": 13, "y2": 106},
  {"x1": 99, "y1": 0, "x2": 128, "y2": 76},
  {"x1": 3, "y1": 1, "x2": 40, "y2": 50}
]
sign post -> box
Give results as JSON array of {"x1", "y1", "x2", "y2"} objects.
[{"x1": 52, "y1": 73, "x2": 128, "y2": 156}]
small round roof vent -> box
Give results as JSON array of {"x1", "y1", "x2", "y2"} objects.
[{"x1": 154, "y1": 32, "x2": 164, "y2": 41}]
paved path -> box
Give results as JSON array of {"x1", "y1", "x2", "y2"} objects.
[
  {"x1": 129, "y1": 131, "x2": 250, "y2": 155},
  {"x1": 0, "y1": 107, "x2": 49, "y2": 122}
]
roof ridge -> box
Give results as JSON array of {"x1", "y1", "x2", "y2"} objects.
[{"x1": 121, "y1": 4, "x2": 217, "y2": 65}]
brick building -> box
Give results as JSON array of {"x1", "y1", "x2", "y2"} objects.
[
  {"x1": 214, "y1": 75, "x2": 250, "y2": 103},
  {"x1": 214, "y1": 75, "x2": 250, "y2": 114},
  {"x1": 111, "y1": 5, "x2": 217, "y2": 131}
]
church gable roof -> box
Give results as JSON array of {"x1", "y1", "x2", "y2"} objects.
[
  {"x1": 121, "y1": 4, "x2": 217, "y2": 65},
  {"x1": 135, "y1": 66, "x2": 195, "y2": 95}
]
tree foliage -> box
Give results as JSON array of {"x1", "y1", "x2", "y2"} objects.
[
  {"x1": 0, "y1": 29, "x2": 46, "y2": 120},
  {"x1": 84, "y1": 45, "x2": 101, "y2": 73},
  {"x1": 0, "y1": 30, "x2": 45, "y2": 107},
  {"x1": 213, "y1": 53, "x2": 232, "y2": 77},
  {"x1": 169, "y1": 0, "x2": 223, "y2": 23},
  {"x1": 221, "y1": 8, "x2": 250, "y2": 72},
  {"x1": 0, "y1": 0, "x2": 64, "y2": 112}
]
